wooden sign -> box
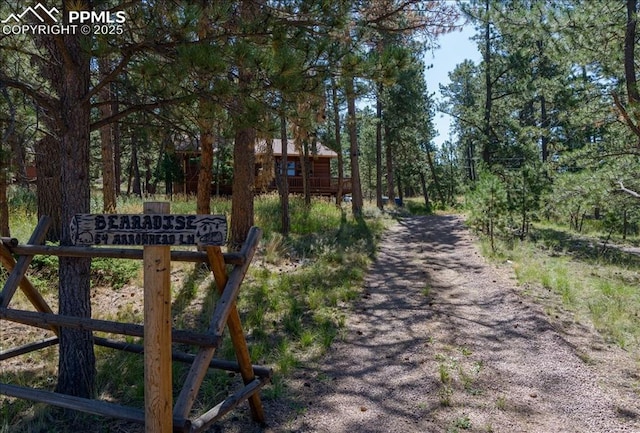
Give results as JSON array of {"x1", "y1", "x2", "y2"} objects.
[{"x1": 70, "y1": 214, "x2": 227, "y2": 246}]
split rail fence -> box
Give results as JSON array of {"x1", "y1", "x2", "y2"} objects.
[{"x1": 0, "y1": 202, "x2": 271, "y2": 433}]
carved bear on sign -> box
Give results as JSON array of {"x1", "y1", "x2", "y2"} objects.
[{"x1": 195, "y1": 216, "x2": 226, "y2": 245}]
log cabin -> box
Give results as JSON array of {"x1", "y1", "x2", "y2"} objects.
[{"x1": 176, "y1": 138, "x2": 351, "y2": 198}]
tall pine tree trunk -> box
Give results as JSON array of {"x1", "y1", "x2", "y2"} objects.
[
  {"x1": 345, "y1": 76, "x2": 363, "y2": 217},
  {"x1": 99, "y1": 59, "x2": 117, "y2": 213},
  {"x1": 625, "y1": 0, "x2": 639, "y2": 104},
  {"x1": 385, "y1": 124, "x2": 394, "y2": 202},
  {"x1": 231, "y1": 123, "x2": 256, "y2": 248},
  {"x1": 278, "y1": 114, "x2": 290, "y2": 235},
  {"x1": 8, "y1": 133, "x2": 28, "y2": 188},
  {"x1": 36, "y1": 136, "x2": 61, "y2": 242},
  {"x1": 196, "y1": 4, "x2": 214, "y2": 215},
  {"x1": 419, "y1": 170, "x2": 430, "y2": 212},
  {"x1": 330, "y1": 79, "x2": 344, "y2": 206},
  {"x1": 425, "y1": 147, "x2": 445, "y2": 207},
  {"x1": 112, "y1": 82, "x2": 122, "y2": 196},
  {"x1": 2, "y1": 86, "x2": 28, "y2": 188},
  {"x1": 376, "y1": 82, "x2": 384, "y2": 210},
  {"x1": 197, "y1": 103, "x2": 214, "y2": 215},
  {"x1": 46, "y1": 23, "x2": 95, "y2": 399},
  {"x1": 230, "y1": 0, "x2": 258, "y2": 248},
  {"x1": 0, "y1": 150, "x2": 8, "y2": 237},
  {"x1": 396, "y1": 173, "x2": 403, "y2": 206},
  {"x1": 303, "y1": 139, "x2": 311, "y2": 206},
  {"x1": 482, "y1": 0, "x2": 493, "y2": 165},
  {"x1": 0, "y1": 89, "x2": 13, "y2": 236},
  {"x1": 130, "y1": 139, "x2": 142, "y2": 197}
]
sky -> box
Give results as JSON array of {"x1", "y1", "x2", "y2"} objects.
[{"x1": 425, "y1": 23, "x2": 481, "y2": 149}]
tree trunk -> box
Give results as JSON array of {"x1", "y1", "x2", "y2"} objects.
[
  {"x1": 112, "y1": 82, "x2": 122, "y2": 196},
  {"x1": 298, "y1": 139, "x2": 308, "y2": 205},
  {"x1": 0, "y1": 89, "x2": 13, "y2": 236},
  {"x1": 345, "y1": 76, "x2": 363, "y2": 217},
  {"x1": 196, "y1": 5, "x2": 214, "y2": 215},
  {"x1": 131, "y1": 139, "x2": 142, "y2": 197},
  {"x1": 396, "y1": 173, "x2": 403, "y2": 206},
  {"x1": 625, "y1": 0, "x2": 639, "y2": 105},
  {"x1": 520, "y1": 170, "x2": 527, "y2": 240},
  {"x1": 612, "y1": 0, "x2": 640, "y2": 145},
  {"x1": 215, "y1": 142, "x2": 222, "y2": 197},
  {"x1": 230, "y1": 0, "x2": 258, "y2": 248},
  {"x1": 48, "y1": 25, "x2": 95, "y2": 399},
  {"x1": 303, "y1": 139, "x2": 311, "y2": 206},
  {"x1": 385, "y1": 123, "x2": 394, "y2": 202},
  {"x1": 331, "y1": 78, "x2": 344, "y2": 206},
  {"x1": 0, "y1": 150, "x2": 8, "y2": 237},
  {"x1": 144, "y1": 157, "x2": 155, "y2": 194},
  {"x1": 482, "y1": 0, "x2": 493, "y2": 165},
  {"x1": 231, "y1": 124, "x2": 255, "y2": 248},
  {"x1": 35, "y1": 135, "x2": 61, "y2": 242},
  {"x1": 376, "y1": 83, "x2": 384, "y2": 210},
  {"x1": 197, "y1": 102, "x2": 214, "y2": 215},
  {"x1": 419, "y1": 170, "x2": 430, "y2": 212},
  {"x1": 9, "y1": 134, "x2": 28, "y2": 188},
  {"x1": 278, "y1": 113, "x2": 290, "y2": 235},
  {"x1": 2, "y1": 87, "x2": 28, "y2": 188},
  {"x1": 466, "y1": 138, "x2": 476, "y2": 182},
  {"x1": 99, "y1": 59, "x2": 117, "y2": 213},
  {"x1": 425, "y1": 147, "x2": 445, "y2": 207}
]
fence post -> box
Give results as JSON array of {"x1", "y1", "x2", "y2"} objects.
[{"x1": 143, "y1": 202, "x2": 172, "y2": 433}]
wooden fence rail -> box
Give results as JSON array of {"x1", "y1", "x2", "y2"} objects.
[{"x1": 0, "y1": 205, "x2": 270, "y2": 433}]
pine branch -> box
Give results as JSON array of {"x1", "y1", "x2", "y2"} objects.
[{"x1": 618, "y1": 181, "x2": 640, "y2": 199}]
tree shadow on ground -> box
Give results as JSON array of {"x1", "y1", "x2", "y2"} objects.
[
  {"x1": 258, "y1": 214, "x2": 640, "y2": 433},
  {"x1": 531, "y1": 227, "x2": 640, "y2": 269}
]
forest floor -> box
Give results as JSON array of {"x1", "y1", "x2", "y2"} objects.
[{"x1": 219, "y1": 214, "x2": 640, "y2": 433}]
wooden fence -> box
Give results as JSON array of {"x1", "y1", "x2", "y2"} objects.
[{"x1": 0, "y1": 202, "x2": 270, "y2": 433}]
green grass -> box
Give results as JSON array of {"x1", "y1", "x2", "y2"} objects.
[
  {"x1": 2, "y1": 193, "x2": 387, "y2": 432},
  {"x1": 485, "y1": 222, "x2": 640, "y2": 351}
]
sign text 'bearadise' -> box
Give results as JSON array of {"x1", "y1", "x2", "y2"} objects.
[{"x1": 70, "y1": 214, "x2": 227, "y2": 246}]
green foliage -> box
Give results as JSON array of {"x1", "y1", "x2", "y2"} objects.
[
  {"x1": 91, "y1": 258, "x2": 140, "y2": 290},
  {"x1": 443, "y1": 1, "x2": 639, "y2": 252},
  {"x1": 7, "y1": 186, "x2": 36, "y2": 215},
  {"x1": 155, "y1": 152, "x2": 184, "y2": 192},
  {"x1": 238, "y1": 198, "x2": 386, "y2": 378},
  {"x1": 466, "y1": 172, "x2": 509, "y2": 250},
  {"x1": 26, "y1": 254, "x2": 139, "y2": 293},
  {"x1": 501, "y1": 223, "x2": 640, "y2": 350},
  {"x1": 451, "y1": 415, "x2": 472, "y2": 431}
]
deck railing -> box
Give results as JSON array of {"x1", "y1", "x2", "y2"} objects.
[{"x1": 268, "y1": 177, "x2": 352, "y2": 195}]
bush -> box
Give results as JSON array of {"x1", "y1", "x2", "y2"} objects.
[
  {"x1": 466, "y1": 172, "x2": 509, "y2": 251},
  {"x1": 8, "y1": 185, "x2": 37, "y2": 215}
]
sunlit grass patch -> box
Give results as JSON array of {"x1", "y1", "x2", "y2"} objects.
[{"x1": 493, "y1": 228, "x2": 640, "y2": 351}]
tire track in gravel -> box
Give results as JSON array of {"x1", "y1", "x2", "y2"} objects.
[{"x1": 222, "y1": 214, "x2": 640, "y2": 433}]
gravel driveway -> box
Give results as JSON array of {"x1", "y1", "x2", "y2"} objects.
[{"x1": 221, "y1": 214, "x2": 640, "y2": 433}]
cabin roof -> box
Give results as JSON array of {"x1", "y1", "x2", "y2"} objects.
[
  {"x1": 258, "y1": 139, "x2": 337, "y2": 158},
  {"x1": 174, "y1": 136, "x2": 337, "y2": 158}
]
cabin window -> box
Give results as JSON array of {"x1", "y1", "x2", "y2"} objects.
[{"x1": 287, "y1": 161, "x2": 296, "y2": 176}]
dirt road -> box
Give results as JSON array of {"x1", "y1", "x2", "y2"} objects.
[{"x1": 222, "y1": 215, "x2": 640, "y2": 433}]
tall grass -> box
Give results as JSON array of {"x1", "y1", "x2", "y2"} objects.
[{"x1": 488, "y1": 228, "x2": 640, "y2": 351}]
